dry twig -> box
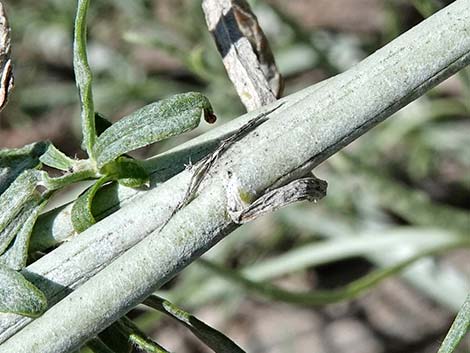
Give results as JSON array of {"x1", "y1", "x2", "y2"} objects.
[{"x1": 202, "y1": 0, "x2": 283, "y2": 111}]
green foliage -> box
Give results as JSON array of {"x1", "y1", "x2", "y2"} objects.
[
  {"x1": 96, "y1": 316, "x2": 171, "y2": 353},
  {"x1": 39, "y1": 144, "x2": 75, "y2": 172},
  {"x1": 116, "y1": 317, "x2": 170, "y2": 353},
  {"x1": 199, "y1": 239, "x2": 469, "y2": 306},
  {"x1": 71, "y1": 176, "x2": 111, "y2": 233},
  {"x1": 105, "y1": 157, "x2": 149, "y2": 188},
  {"x1": 437, "y1": 294, "x2": 470, "y2": 353},
  {"x1": 0, "y1": 142, "x2": 48, "y2": 194},
  {"x1": 0, "y1": 0, "x2": 213, "y2": 322},
  {"x1": 144, "y1": 295, "x2": 246, "y2": 353},
  {"x1": 93, "y1": 92, "x2": 213, "y2": 168},
  {"x1": 73, "y1": 0, "x2": 96, "y2": 158},
  {"x1": 0, "y1": 264, "x2": 47, "y2": 317},
  {"x1": 0, "y1": 170, "x2": 42, "y2": 255},
  {"x1": 0, "y1": 199, "x2": 47, "y2": 270}
]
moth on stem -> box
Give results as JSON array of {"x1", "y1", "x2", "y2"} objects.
[{"x1": 0, "y1": 0, "x2": 217, "y2": 320}]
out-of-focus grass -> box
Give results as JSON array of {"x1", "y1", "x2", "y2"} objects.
[{"x1": 1, "y1": 1, "x2": 469, "y2": 352}]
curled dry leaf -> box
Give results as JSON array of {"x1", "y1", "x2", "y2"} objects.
[
  {"x1": 226, "y1": 173, "x2": 327, "y2": 224},
  {"x1": 202, "y1": 0, "x2": 283, "y2": 111},
  {"x1": 0, "y1": 2, "x2": 13, "y2": 112},
  {"x1": 232, "y1": 0, "x2": 283, "y2": 97}
]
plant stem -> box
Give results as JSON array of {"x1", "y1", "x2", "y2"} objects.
[
  {"x1": 118, "y1": 317, "x2": 170, "y2": 353},
  {"x1": 144, "y1": 295, "x2": 246, "y2": 353},
  {"x1": 437, "y1": 294, "x2": 470, "y2": 353},
  {"x1": 73, "y1": 0, "x2": 97, "y2": 160},
  {"x1": 198, "y1": 241, "x2": 470, "y2": 305}
]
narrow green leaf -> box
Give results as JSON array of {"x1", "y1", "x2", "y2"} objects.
[
  {"x1": 128, "y1": 334, "x2": 170, "y2": 352},
  {"x1": 0, "y1": 198, "x2": 49, "y2": 270},
  {"x1": 71, "y1": 176, "x2": 110, "y2": 233},
  {"x1": 102, "y1": 157, "x2": 149, "y2": 188},
  {"x1": 199, "y1": 240, "x2": 469, "y2": 306},
  {"x1": 74, "y1": 0, "x2": 96, "y2": 159},
  {"x1": 0, "y1": 170, "x2": 40, "y2": 252},
  {"x1": 0, "y1": 263, "x2": 47, "y2": 317},
  {"x1": 39, "y1": 144, "x2": 75, "y2": 171},
  {"x1": 0, "y1": 209, "x2": 25, "y2": 256},
  {"x1": 115, "y1": 317, "x2": 170, "y2": 353},
  {"x1": 38, "y1": 167, "x2": 98, "y2": 191},
  {"x1": 0, "y1": 141, "x2": 48, "y2": 195},
  {"x1": 437, "y1": 294, "x2": 470, "y2": 353},
  {"x1": 144, "y1": 295, "x2": 246, "y2": 353},
  {"x1": 93, "y1": 92, "x2": 213, "y2": 168}
]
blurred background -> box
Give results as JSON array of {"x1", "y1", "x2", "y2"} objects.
[{"x1": 1, "y1": 0, "x2": 469, "y2": 352}]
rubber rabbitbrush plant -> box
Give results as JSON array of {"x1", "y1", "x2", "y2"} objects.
[{"x1": 0, "y1": 0, "x2": 214, "y2": 318}]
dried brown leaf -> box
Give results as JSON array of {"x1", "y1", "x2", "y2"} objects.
[
  {"x1": 202, "y1": 0, "x2": 283, "y2": 111},
  {"x1": 0, "y1": 2, "x2": 13, "y2": 112}
]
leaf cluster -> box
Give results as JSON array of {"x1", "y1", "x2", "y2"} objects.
[{"x1": 0, "y1": 0, "x2": 214, "y2": 320}]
